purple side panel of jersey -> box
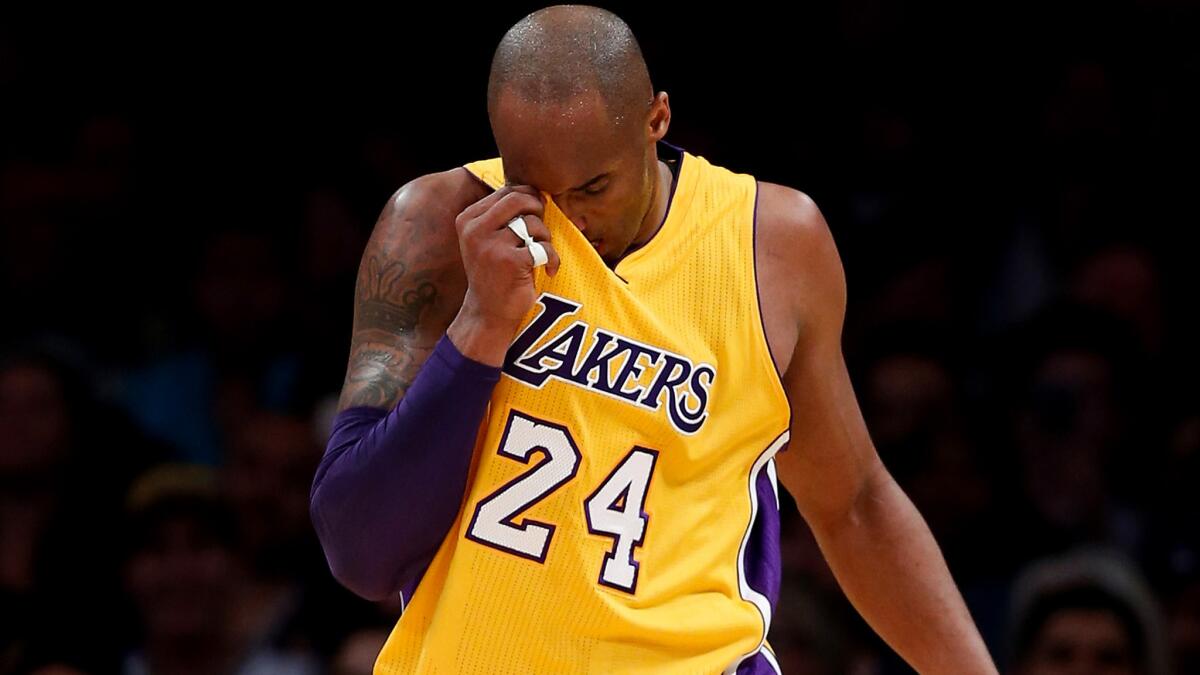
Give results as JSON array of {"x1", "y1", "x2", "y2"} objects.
[
  {"x1": 746, "y1": 467, "x2": 782, "y2": 618},
  {"x1": 736, "y1": 466, "x2": 783, "y2": 674}
]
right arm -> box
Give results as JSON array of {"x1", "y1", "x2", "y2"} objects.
[
  {"x1": 311, "y1": 173, "x2": 474, "y2": 602},
  {"x1": 310, "y1": 174, "x2": 556, "y2": 601},
  {"x1": 336, "y1": 172, "x2": 471, "y2": 413}
]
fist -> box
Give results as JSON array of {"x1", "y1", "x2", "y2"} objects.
[{"x1": 448, "y1": 185, "x2": 562, "y2": 365}]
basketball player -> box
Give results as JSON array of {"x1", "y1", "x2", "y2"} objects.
[{"x1": 310, "y1": 5, "x2": 997, "y2": 673}]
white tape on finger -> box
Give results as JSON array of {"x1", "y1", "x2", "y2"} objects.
[
  {"x1": 507, "y1": 216, "x2": 531, "y2": 241},
  {"x1": 507, "y1": 216, "x2": 548, "y2": 268},
  {"x1": 528, "y1": 241, "x2": 549, "y2": 268}
]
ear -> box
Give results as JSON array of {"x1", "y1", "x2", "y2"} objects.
[{"x1": 647, "y1": 91, "x2": 670, "y2": 142}]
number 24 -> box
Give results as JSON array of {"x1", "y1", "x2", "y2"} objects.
[{"x1": 465, "y1": 410, "x2": 658, "y2": 594}]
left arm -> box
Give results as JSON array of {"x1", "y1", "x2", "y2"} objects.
[{"x1": 761, "y1": 187, "x2": 996, "y2": 674}]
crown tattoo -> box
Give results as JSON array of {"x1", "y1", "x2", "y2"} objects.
[{"x1": 356, "y1": 256, "x2": 438, "y2": 332}]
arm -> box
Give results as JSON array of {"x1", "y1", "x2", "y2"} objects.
[
  {"x1": 336, "y1": 172, "x2": 471, "y2": 413},
  {"x1": 311, "y1": 172, "x2": 481, "y2": 601},
  {"x1": 311, "y1": 174, "x2": 555, "y2": 601},
  {"x1": 764, "y1": 188, "x2": 996, "y2": 673}
]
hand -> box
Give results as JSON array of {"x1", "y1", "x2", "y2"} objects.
[{"x1": 447, "y1": 185, "x2": 561, "y2": 366}]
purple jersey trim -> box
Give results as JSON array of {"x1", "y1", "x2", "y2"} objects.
[
  {"x1": 743, "y1": 463, "x2": 783, "y2": 617},
  {"x1": 726, "y1": 430, "x2": 790, "y2": 674},
  {"x1": 734, "y1": 468, "x2": 784, "y2": 675},
  {"x1": 736, "y1": 648, "x2": 783, "y2": 674}
]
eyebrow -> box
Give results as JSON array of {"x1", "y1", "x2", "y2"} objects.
[
  {"x1": 506, "y1": 172, "x2": 609, "y2": 194},
  {"x1": 572, "y1": 173, "x2": 609, "y2": 191}
]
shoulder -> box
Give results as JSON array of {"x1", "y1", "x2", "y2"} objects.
[
  {"x1": 754, "y1": 182, "x2": 848, "y2": 342},
  {"x1": 399, "y1": 166, "x2": 492, "y2": 214},
  {"x1": 375, "y1": 167, "x2": 491, "y2": 238},
  {"x1": 754, "y1": 182, "x2": 835, "y2": 269},
  {"x1": 365, "y1": 167, "x2": 492, "y2": 259},
  {"x1": 754, "y1": 181, "x2": 847, "y2": 303}
]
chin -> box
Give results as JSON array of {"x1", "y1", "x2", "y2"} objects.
[{"x1": 600, "y1": 248, "x2": 623, "y2": 265}]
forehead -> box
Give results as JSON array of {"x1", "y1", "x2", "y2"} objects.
[{"x1": 491, "y1": 88, "x2": 631, "y2": 192}]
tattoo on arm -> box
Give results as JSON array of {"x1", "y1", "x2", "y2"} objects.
[
  {"x1": 343, "y1": 345, "x2": 413, "y2": 408},
  {"x1": 355, "y1": 256, "x2": 437, "y2": 334},
  {"x1": 339, "y1": 252, "x2": 442, "y2": 410},
  {"x1": 336, "y1": 176, "x2": 472, "y2": 411}
]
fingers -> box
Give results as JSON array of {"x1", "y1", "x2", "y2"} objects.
[
  {"x1": 518, "y1": 216, "x2": 559, "y2": 276},
  {"x1": 482, "y1": 191, "x2": 546, "y2": 233},
  {"x1": 456, "y1": 183, "x2": 561, "y2": 278},
  {"x1": 504, "y1": 215, "x2": 560, "y2": 277},
  {"x1": 521, "y1": 214, "x2": 551, "y2": 243},
  {"x1": 540, "y1": 240, "x2": 561, "y2": 277},
  {"x1": 500, "y1": 241, "x2": 560, "y2": 278},
  {"x1": 457, "y1": 184, "x2": 535, "y2": 220},
  {"x1": 457, "y1": 184, "x2": 543, "y2": 228}
]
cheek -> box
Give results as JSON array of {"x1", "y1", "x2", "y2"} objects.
[
  {"x1": 565, "y1": 195, "x2": 619, "y2": 231},
  {"x1": 606, "y1": 183, "x2": 647, "y2": 221},
  {"x1": 569, "y1": 179, "x2": 647, "y2": 235}
]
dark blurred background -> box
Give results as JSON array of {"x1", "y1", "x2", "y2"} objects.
[{"x1": 2, "y1": 2, "x2": 1198, "y2": 674}]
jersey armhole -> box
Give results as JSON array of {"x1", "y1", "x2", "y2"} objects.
[{"x1": 749, "y1": 180, "x2": 794, "y2": 439}]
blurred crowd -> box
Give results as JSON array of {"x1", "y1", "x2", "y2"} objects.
[{"x1": 2, "y1": 2, "x2": 1198, "y2": 674}]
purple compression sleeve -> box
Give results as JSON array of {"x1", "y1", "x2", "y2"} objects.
[{"x1": 310, "y1": 333, "x2": 501, "y2": 601}]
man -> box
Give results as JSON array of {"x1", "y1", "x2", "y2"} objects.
[
  {"x1": 310, "y1": 5, "x2": 997, "y2": 673},
  {"x1": 1008, "y1": 551, "x2": 1168, "y2": 675}
]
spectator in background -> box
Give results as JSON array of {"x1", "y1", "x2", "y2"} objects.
[
  {"x1": 1068, "y1": 244, "x2": 1165, "y2": 358},
  {"x1": 122, "y1": 464, "x2": 319, "y2": 675},
  {"x1": 221, "y1": 412, "x2": 335, "y2": 663},
  {"x1": 1007, "y1": 549, "x2": 1168, "y2": 675},
  {"x1": 978, "y1": 59, "x2": 1128, "y2": 336},
  {"x1": 0, "y1": 161, "x2": 76, "y2": 341},
  {"x1": 996, "y1": 302, "x2": 1147, "y2": 562},
  {"x1": 1144, "y1": 402, "x2": 1200, "y2": 673},
  {"x1": 119, "y1": 228, "x2": 300, "y2": 465},
  {"x1": 1065, "y1": 243, "x2": 1174, "y2": 511},
  {"x1": 0, "y1": 353, "x2": 78, "y2": 599},
  {"x1": 0, "y1": 348, "x2": 160, "y2": 673},
  {"x1": 857, "y1": 323, "x2": 995, "y2": 568},
  {"x1": 290, "y1": 187, "x2": 369, "y2": 413},
  {"x1": 0, "y1": 113, "x2": 148, "y2": 359},
  {"x1": 854, "y1": 321, "x2": 1013, "y2": 653},
  {"x1": 1166, "y1": 579, "x2": 1200, "y2": 675}
]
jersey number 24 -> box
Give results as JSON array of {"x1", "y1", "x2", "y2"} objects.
[{"x1": 465, "y1": 409, "x2": 658, "y2": 594}]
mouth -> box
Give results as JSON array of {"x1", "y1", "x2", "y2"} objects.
[{"x1": 588, "y1": 238, "x2": 605, "y2": 255}]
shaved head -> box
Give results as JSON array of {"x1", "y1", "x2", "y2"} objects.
[
  {"x1": 485, "y1": 5, "x2": 672, "y2": 267},
  {"x1": 487, "y1": 5, "x2": 654, "y2": 128}
]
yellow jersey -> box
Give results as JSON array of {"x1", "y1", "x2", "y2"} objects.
[{"x1": 375, "y1": 141, "x2": 791, "y2": 674}]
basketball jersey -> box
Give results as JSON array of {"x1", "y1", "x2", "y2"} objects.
[{"x1": 374, "y1": 141, "x2": 792, "y2": 674}]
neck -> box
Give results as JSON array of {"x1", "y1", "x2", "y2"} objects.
[{"x1": 629, "y1": 158, "x2": 673, "y2": 251}]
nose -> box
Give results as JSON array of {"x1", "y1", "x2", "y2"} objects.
[{"x1": 550, "y1": 195, "x2": 588, "y2": 233}]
